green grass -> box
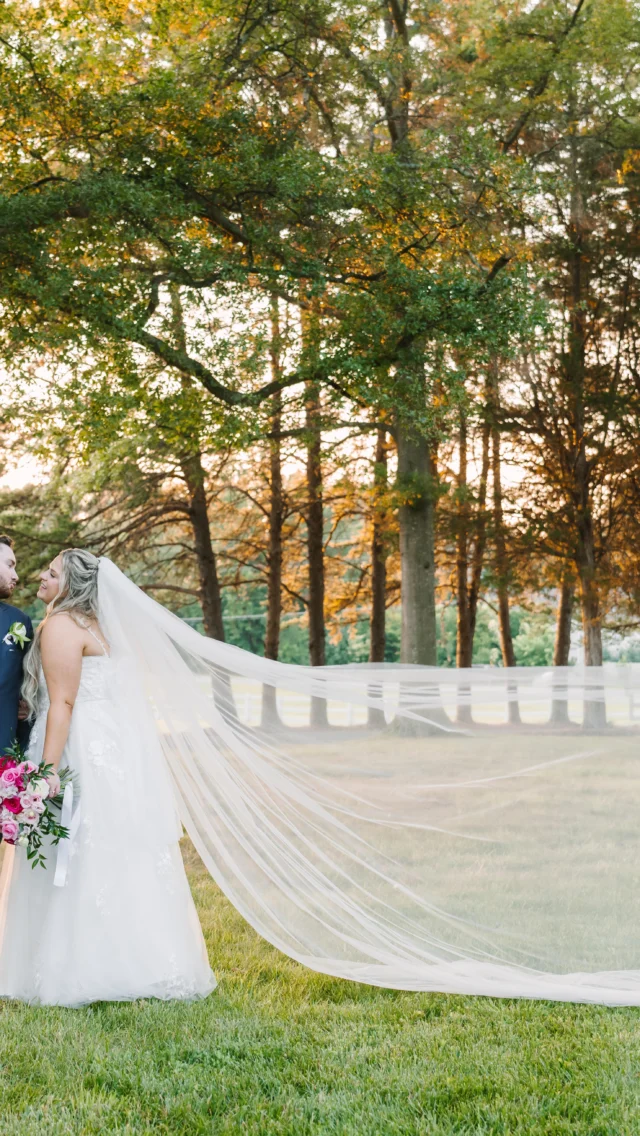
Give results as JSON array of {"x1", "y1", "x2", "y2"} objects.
[{"x1": 1, "y1": 841, "x2": 639, "y2": 1135}]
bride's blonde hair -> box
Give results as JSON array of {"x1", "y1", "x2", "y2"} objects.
[{"x1": 22, "y1": 548, "x2": 101, "y2": 717}]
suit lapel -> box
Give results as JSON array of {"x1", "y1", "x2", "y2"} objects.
[{"x1": 0, "y1": 605, "x2": 11, "y2": 645}]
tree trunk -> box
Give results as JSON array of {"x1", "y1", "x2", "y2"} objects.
[
  {"x1": 170, "y1": 284, "x2": 232, "y2": 722},
  {"x1": 169, "y1": 288, "x2": 225, "y2": 642},
  {"x1": 394, "y1": 421, "x2": 448, "y2": 735},
  {"x1": 572, "y1": 308, "x2": 603, "y2": 675},
  {"x1": 456, "y1": 411, "x2": 491, "y2": 724},
  {"x1": 576, "y1": 517, "x2": 603, "y2": 667},
  {"x1": 397, "y1": 424, "x2": 437, "y2": 666},
  {"x1": 306, "y1": 379, "x2": 327, "y2": 727},
  {"x1": 180, "y1": 454, "x2": 225, "y2": 641},
  {"x1": 551, "y1": 576, "x2": 574, "y2": 725},
  {"x1": 554, "y1": 577, "x2": 574, "y2": 666},
  {"x1": 381, "y1": 15, "x2": 435, "y2": 666},
  {"x1": 492, "y1": 430, "x2": 515, "y2": 668},
  {"x1": 265, "y1": 397, "x2": 283, "y2": 661},
  {"x1": 456, "y1": 410, "x2": 472, "y2": 670},
  {"x1": 491, "y1": 403, "x2": 520, "y2": 725},
  {"x1": 262, "y1": 296, "x2": 284, "y2": 726},
  {"x1": 566, "y1": 146, "x2": 601, "y2": 667},
  {"x1": 180, "y1": 451, "x2": 235, "y2": 723},
  {"x1": 469, "y1": 419, "x2": 491, "y2": 644},
  {"x1": 369, "y1": 427, "x2": 388, "y2": 727},
  {"x1": 566, "y1": 145, "x2": 605, "y2": 725},
  {"x1": 370, "y1": 427, "x2": 388, "y2": 664},
  {"x1": 455, "y1": 411, "x2": 473, "y2": 724},
  {"x1": 578, "y1": 521, "x2": 606, "y2": 727}
]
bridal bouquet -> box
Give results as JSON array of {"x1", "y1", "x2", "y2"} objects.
[{"x1": 0, "y1": 748, "x2": 70, "y2": 869}]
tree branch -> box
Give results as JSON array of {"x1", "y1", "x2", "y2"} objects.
[{"x1": 501, "y1": 0, "x2": 588, "y2": 151}]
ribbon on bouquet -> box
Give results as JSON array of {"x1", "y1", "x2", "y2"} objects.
[{"x1": 53, "y1": 781, "x2": 81, "y2": 888}]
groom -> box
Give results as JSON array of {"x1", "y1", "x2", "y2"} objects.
[{"x1": 0, "y1": 536, "x2": 33, "y2": 755}]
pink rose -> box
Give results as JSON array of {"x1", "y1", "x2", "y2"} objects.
[
  {"x1": 24, "y1": 761, "x2": 37, "y2": 774},
  {"x1": 0, "y1": 768, "x2": 22, "y2": 787},
  {"x1": 3, "y1": 797, "x2": 22, "y2": 815},
  {"x1": 19, "y1": 792, "x2": 45, "y2": 813},
  {"x1": 1, "y1": 819, "x2": 19, "y2": 843}
]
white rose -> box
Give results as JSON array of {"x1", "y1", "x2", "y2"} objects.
[{"x1": 30, "y1": 779, "x2": 49, "y2": 799}]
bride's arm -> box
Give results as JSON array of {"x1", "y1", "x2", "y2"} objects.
[{"x1": 40, "y1": 615, "x2": 84, "y2": 770}]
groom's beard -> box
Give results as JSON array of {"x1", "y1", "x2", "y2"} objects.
[{"x1": 0, "y1": 583, "x2": 14, "y2": 600}]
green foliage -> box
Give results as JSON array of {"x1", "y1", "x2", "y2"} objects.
[
  {"x1": 0, "y1": 483, "x2": 83, "y2": 614},
  {"x1": 194, "y1": 583, "x2": 560, "y2": 667},
  {"x1": 0, "y1": 0, "x2": 542, "y2": 437},
  {"x1": 512, "y1": 612, "x2": 557, "y2": 668},
  {"x1": 435, "y1": 605, "x2": 558, "y2": 668}
]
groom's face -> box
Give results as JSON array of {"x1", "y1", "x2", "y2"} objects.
[{"x1": 0, "y1": 544, "x2": 18, "y2": 600}]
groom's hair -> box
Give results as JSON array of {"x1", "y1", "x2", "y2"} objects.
[{"x1": 0, "y1": 535, "x2": 13, "y2": 549}]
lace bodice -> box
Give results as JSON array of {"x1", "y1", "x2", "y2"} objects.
[
  {"x1": 35, "y1": 619, "x2": 112, "y2": 716},
  {"x1": 37, "y1": 655, "x2": 113, "y2": 715}
]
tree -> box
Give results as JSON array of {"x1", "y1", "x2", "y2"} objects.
[
  {"x1": 473, "y1": 0, "x2": 640, "y2": 670},
  {"x1": 0, "y1": 0, "x2": 537, "y2": 668}
]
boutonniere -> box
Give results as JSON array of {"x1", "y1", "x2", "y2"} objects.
[{"x1": 3, "y1": 622, "x2": 30, "y2": 650}]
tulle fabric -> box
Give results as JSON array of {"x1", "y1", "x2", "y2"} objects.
[
  {"x1": 0, "y1": 653, "x2": 216, "y2": 1006},
  {"x1": 90, "y1": 558, "x2": 640, "y2": 1006}
]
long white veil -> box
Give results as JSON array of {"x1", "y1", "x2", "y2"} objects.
[{"x1": 97, "y1": 557, "x2": 640, "y2": 1005}]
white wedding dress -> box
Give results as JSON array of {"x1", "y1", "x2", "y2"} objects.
[{"x1": 0, "y1": 629, "x2": 216, "y2": 1007}]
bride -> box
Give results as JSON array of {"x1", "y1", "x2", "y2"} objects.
[{"x1": 0, "y1": 549, "x2": 216, "y2": 1006}]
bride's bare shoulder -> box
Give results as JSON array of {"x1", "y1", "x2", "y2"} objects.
[{"x1": 40, "y1": 612, "x2": 85, "y2": 644}]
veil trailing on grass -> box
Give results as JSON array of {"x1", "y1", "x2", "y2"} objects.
[{"x1": 97, "y1": 557, "x2": 640, "y2": 1006}]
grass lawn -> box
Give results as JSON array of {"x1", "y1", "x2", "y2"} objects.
[{"x1": 0, "y1": 841, "x2": 639, "y2": 1135}]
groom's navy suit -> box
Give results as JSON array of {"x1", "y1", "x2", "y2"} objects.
[{"x1": 0, "y1": 601, "x2": 34, "y2": 755}]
